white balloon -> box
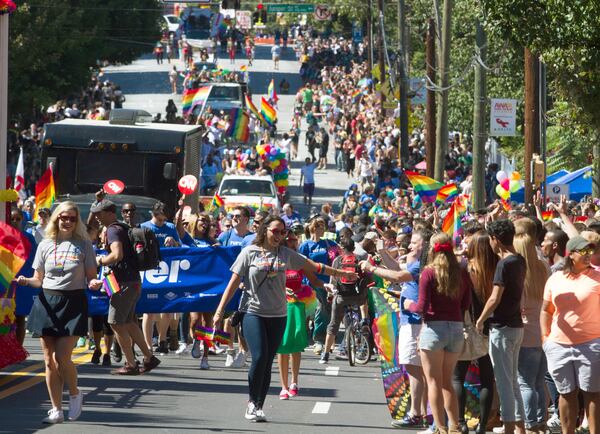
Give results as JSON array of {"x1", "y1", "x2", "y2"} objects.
[{"x1": 496, "y1": 170, "x2": 508, "y2": 183}]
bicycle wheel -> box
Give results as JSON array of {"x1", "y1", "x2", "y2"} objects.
[
  {"x1": 354, "y1": 329, "x2": 372, "y2": 365},
  {"x1": 345, "y1": 326, "x2": 355, "y2": 367}
]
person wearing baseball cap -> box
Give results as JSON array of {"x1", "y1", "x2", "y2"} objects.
[{"x1": 541, "y1": 235, "x2": 600, "y2": 434}]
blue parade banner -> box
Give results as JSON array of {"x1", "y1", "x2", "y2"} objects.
[{"x1": 16, "y1": 246, "x2": 242, "y2": 316}]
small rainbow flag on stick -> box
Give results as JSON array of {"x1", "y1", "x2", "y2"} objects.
[
  {"x1": 240, "y1": 65, "x2": 247, "y2": 72},
  {"x1": 260, "y1": 97, "x2": 277, "y2": 126},
  {"x1": 442, "y1": 196, "x2": 468, "y2": 239},
  {"x1": 33, "y1": 166, "x2": 55, "y2": 222},
  {"x1": 541, "y1": 210, "x2": 554, "y2": 221},
  {"x1": 212, "y1": 193, "x2": 224, "y2": 208},
  {"x1": 194, "y1": 326, "x2": 232, "y2": 346},
  {"x1": 404, "y1": 171, "x2": 444, "y2": 204},
  {"x1": 225, "y1": 108, "x2": 249, "y2": 142},
  {"x1": 245, "y1": 95, "x2": 267, "y2": 126},
  {"x1": 102, "y1": 273, "x2": 121, "y2": 297},
  {"x1": 267, "y1": 79, "x2": 278, "y2": 103},
  {"x1": 436, "y1": 183, "x2": 459, "y2": 206}
]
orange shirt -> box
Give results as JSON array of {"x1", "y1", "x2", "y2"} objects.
[{"x1": 543, "y1": 268, "x2": 600, "y2": 345}]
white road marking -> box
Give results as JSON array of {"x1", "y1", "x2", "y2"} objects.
[
  {"x1": 312, "y1": 402, "x2": 331, "y2": 414},
  {"x1": 325, "y1": 366, "x2": 339, "y2": 376}
]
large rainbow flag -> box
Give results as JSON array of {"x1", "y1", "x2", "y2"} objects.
[
  {"x1": 404, "y1": 171, "x2": 444, "y2": 203},
  {"x1": 260, "y1": 97, "x2": 277, "y2": 126},
  {"x1": 33, "y1": 166, "x2": 55, "y2": 222},
  {"x1": 225, "y1": 108, "x2": 249, "y2": 142},
  {"x1": 245, "y1": 95, "x2": 267, "y2": 125},
  {"x1": 436, "y1": 183, "x2": 459, "y2": 206},
  {"x1": 267, "y1": 79, "x2": 278, "y2": 103},
  {"x1": 182, "y1": 88, "x2": 200, "y2": 115},
  {"x1": 0, "y1": 221, "x2": 31, "y2": 292},
  {"x1": 190, "y1": 86, "x2": 211, "y2": 112}
]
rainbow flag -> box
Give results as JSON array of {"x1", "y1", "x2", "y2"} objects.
[
  {"x1": 194, "y1": 326, "x2": 232, "y2": 346},
  {"x1": 33, "y1": 166, "x2": 55, "y2": 222},
  {"x1": 541, "y1": 210, "x2": 553, "y2": 221},
  {"x1": 267, "y1": 79, "x2": 278, "y2": 103},
  {"x1": 442, "y1": 196, "x2": 467, "y2": 239},
  {"x1": 352, "y1": 89, "x2": 362, "y2": 101},
  {"x1": 212, "y1": 193, "x2": 224, "y2": 208},
  {"x1": 260, "y1": 97, "x2": 277, "y2": 126},
  {"x1": 245, "y1": 95, "x2": 267, "y2": 125},
  {"x1": 0, "y1": 222, "x2": 31, "y2": 291},
  {"x1": 404, "y1": 171, "x2": 444, "y2": 203},
  {"x1": 240, "y1": 65, "x2": 247, "y2": 72},
  {"x1": 182, "y1": 87, "x2": 200, "y2": 115},
  {"x1": 436, "y1": 183, "x2": 459, "y2": 206},
  {"x1": 191, "y1": 86, "x2": 211, "y2": 112},
  {"x1": 501, "y1": 198, "x2": 512, "y2": 211},
  {"x1": 225, "y1": 108, "x2": 249, "y2": 142},
  {"x1": 102, "y1": 273, "x2": 121, "y2": 297}
]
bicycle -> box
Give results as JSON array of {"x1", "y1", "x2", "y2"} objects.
[{"x1": 343, "y1": 304, "x2": 372, "y2": 366}]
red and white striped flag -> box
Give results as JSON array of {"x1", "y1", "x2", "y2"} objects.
[{"x1": 14, "y1": 147, "x2": 27, "y2": 201}]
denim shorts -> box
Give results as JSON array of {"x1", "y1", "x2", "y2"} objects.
[{"x1": 419, "y1": 321, "x2": 464, "y2": 353}]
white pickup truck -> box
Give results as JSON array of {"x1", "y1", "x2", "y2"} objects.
[{"x1": 217, "y1": 174, "x2": 281, "y2": 213}]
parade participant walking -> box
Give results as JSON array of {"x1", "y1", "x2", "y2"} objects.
[
  {"x1": 541, "y1": 236, "x2": 600, "y2": 434},
  {"x1": 213, "y1": 216, "x2": 357, "y2": 422},
  {"x1": 92, "y1": 199, "x2": 161, "y2": 376},
  {"x1": 300, "y1": 157, "x2": 317, "y2": 206},
  {"x1": 18, "y1": 201, "x2": 102, "y2": 423},
  {"x1": 271, "y1": 43, "x2": 281, "y2": 70},
  {"x1": 476, "y1": 219, "x2": 526, "y2": 434},
  {"x1": 404, "y1": 233, "x2": 472, "y2": 434}
]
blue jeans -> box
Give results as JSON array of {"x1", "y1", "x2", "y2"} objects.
[
  {"x1": 242, "y1": 314, "x2": 287, "y2": 407},
  {"x1": 517, "y1": 346, "x2": 547, "y2": 428},
  {"x1": 489, "y1": 326, "x2": 525, "y2": 423}
]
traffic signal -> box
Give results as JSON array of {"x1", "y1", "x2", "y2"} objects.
[{"x1": 255, "y1": 3, "x2": 267, "y2": 25}]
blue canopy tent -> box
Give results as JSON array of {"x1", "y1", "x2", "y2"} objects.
[
  {"x1": 548, "y1": 166, "x2": 592, "y2": 202},
  {"x1": 510, "y1": 169, "x2": 569, "y2": 203}
]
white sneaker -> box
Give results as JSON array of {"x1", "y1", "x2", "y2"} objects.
[
  {"x1": 68, "y1": 392, "x2": 83, "y2": 421},
  {"x1": 493, "y1": 426, "x2": 505, "y2": 434},
  {"x1": 213, "y1": 342, "x2": 226, "y2": 355},
  {"x1": 43, "y1": 408, "x2": 64, "y2": 424},
  {"x1": 225, "y1": 350, "x2": 235, "y2": 367},
  {"x1": 191, "y1": 340, "x2": 202, "y2": 359},
  {"x1": 200, "y1": 356, "x2": 210, "y2": 370},
  {"x1": 313, "y1": 342, "x2": 324, "y2": 355},
  {"x1": 231, "y1": 351, "x2": 246, "y2": 368},
  {"x1": 245, "y1": 402, "x2": 258, "y2": 421},
  {"x1": 547, "y1": 414, "x2": 561, "y2": 432},
  {"x1": 255, "y1": 408, "x2": 267, "y2": 422},
  {"x1": 175, "y1": 342, "x2": 188, "y2": 355}
]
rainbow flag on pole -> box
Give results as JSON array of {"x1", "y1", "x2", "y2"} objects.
[
  {"x1": 442, "y1": 196, "x2": 468, "y2": 239},
  {"x1": 267, "y1": 79, "x2": 278, "y2": 103},
  {"x1": 212, "y1": 193, "x2": 224, "y2": 208},
  {"x1": 182, "y1": 88, "x2": 199, "y2": 115},
  {"x1": 0, "y1": 221, "x2": 31, "y2": 291},
  {"x1": 225, "y1": 108, "x2": 249, "y2": 142},
  {"x1": 245, "y1": 95, "x2": 266, "y2": 125},
  {"x1": 191, "y1": 85, "x2": 211, "y2": 112},
  {"x1": 404, "y1": 171, "x2": 444, "y2": 203},
  {"x1": 541, "y1": 210, "x2": 553, "y2": 221},
  {"x1": 33, "y1": 166, "x2": 55, "y2": 222},
  {"x1": 102, "y1": 272, "x2": 121, "y2": 297},
  {"x1": 436, "y1": 183, "x2": 459, "y2": 206},
  {"x1": 260, "y1": 97, "x2": 277, "y2": 126}
]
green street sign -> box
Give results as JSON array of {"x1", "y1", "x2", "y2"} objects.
[{"x1": 266, "y1": 3, "x2": 315, "y2": 13}]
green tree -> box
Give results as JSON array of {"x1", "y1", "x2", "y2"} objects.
[{"x1": 8, "y1": 0, "x2": 161, "y2": 121}]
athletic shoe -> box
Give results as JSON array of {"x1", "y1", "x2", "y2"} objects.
[
  {"x1": 288, "y1": 383, "x2": 298, "y2": 397},
  {"x1": 102, "y1": 354, "x2": 111, "y2": 366},
  {"x1": 68, "y1": 393, "x2": 83, "y2": 421},
  {"x1": 76, "y1": 337, "x2": 87, "y2": 348},
  {"x1": 200, "y1": 356, "x2": 210, "y2": 370},
  {"x1": 91, "y1": 349, "x2": 101, "y2": 365},
  {"x1": 175, "y1": 342, "x2": 188, "y2": 355},
  {"x1": 313, "y1": 342, "x2": 324, "y2": 355},
  {"x1": 191, "y1": 340, "x2": 202, "y2": 359},
  {"x1": 493, "y1": 426, "x2": 505, "y2": 434},
  {"x1": 231, "y1": 351, "x2": 246, "y2": 368},
  {"x1": 391, "y1": 413, "x2": 424, "y2": 428},
  {"x1": 42, "y1": 408, "x2": 64, "y2": 424},
  {"x1": 547, "y1": 414, "x2": 561, "y2": 433},
  {"x1": 88, "y1": 341, "x2": 96, "y2": 351},
  {"x1": 279, "y1": 389, "x2": 289, "y2": 400},
  {"x1": 156, "y1": 341, "x2": 169, "y2": 355},
  {"x1": 255, "y1": 408, "x2": 267, "y2": 422},
  {"x1": 245, "y1": 402, "x2": 258, "y2": 421},
  {"x1": 140, "y1": 356, "x2": 161, "y2": 374},
  {"x1": 335, "y1": 348, "x2": 348, "y2": 360},
  {"x1": 225, "y1": 350, "x2": 235, "y2": 367},
  {"x1": 212, "y1": 342, "x2": 226, "y2": 355},
  {"x1": 319, "y1": 351, "x2": 330, "y2": 364},
  {"x1": 112, "y1": 344, "x2": 122, "y2": 363}
]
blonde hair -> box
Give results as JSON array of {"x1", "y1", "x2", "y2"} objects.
[
  {"x1": 513, "y1": 233, "x2": 547, "y2": 301},
  {"x1": 44, "y1": 201, "x2": 89, "y2": 241},
  {"x1": 425, "y1": 232, "x2": 460, "y2": 299}
]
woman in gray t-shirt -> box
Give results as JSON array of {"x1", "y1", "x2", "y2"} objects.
[
  {"x1": 17, "y1": 201, "x2": 102, "y2": 424},
  {"x1": 213, "y1": 215, "x2": 357, "y2": 422}
]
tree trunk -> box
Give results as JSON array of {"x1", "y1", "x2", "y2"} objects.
[
  {"x1": 472, "y1": 21, "x2": 487, "y2": 210},
  {"x1": 398, "y1": 0, "x2": 409, "y2": 164},
  {"x1": 434, "y1": 0, "x2": 453, "y2": 182},
  {"x1": 425, "y1": 18, "x2": 436, "y2": 179},
  {"x1": 524, "y1": 47, "x2": 540, "y2": 204}
]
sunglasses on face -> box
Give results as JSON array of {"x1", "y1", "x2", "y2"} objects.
[
  {"x1": 122, "y1": 209, "x2": 136, "y2": 213},
  {"x1": 59, "y1": 215, "x2": 77, "y2": 223},
  {"x1": 574, "y1": 247, "x2": 595, "y2": 256},
  {"x1": 225, "y1": 224, "x2": 232, "y2": 229}
]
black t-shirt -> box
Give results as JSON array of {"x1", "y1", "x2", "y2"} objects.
[
  {"x1": 489, "y1": 254, "x2": 525, "y2": 328},
  {"x1": 107, "y1": 223, "x2": 140, "y2": 283}
]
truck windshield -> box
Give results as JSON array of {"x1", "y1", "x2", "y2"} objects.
[
  {"x1": 220, "y1": 179, "x2": 275, "y2": 197},
  {"x1": 209, "y1": 86, "x2": 240, "y2": 101},
  {"x1": 184, "y1": 13, "x2": 212, "y2": 39}
]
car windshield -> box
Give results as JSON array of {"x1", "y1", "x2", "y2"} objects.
[
  {"x1": 220, "y1": 179, "x2": 275, "y2": 197},
  {"x1": 208, "y1": 86, "x2": 240, "y2": 101},
  {"x1": 166, "y1": 16, "x2": 179, "y2": 24}
]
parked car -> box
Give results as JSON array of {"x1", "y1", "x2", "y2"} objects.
[{"x1": 162, "y1": 14, "x2": 181, "y2": 36}]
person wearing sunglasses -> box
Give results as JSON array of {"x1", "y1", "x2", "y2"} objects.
[
  {"x1": 17, "y1": 201, "x2": 102, "y2": 423},
  {"x1": 217, "y1": 206, "x2": 254, "y2": 247},
  {"x1": 120, "y1": 203, "x2": 137, "y2": 227},
  {"x1": 541, "y1": 236, "x2": 600, "y2": 434},
  {"x1": 213, "y1": 215, "x2": 357, "y2": 422}
]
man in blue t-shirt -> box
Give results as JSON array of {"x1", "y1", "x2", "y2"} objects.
[
  {"x1": 141, "y1": 202, "x2": 181, "y2": 247},
  {"x1": 218, "y1": 206, "x2": 255, "y2": 247},
  {"x1": 281, "y1": 203, "x2": 302, "y2": 228}
]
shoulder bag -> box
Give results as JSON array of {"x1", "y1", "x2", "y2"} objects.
[{"x1": 458, "y1": 308, "x2": 488, "y2": 361}]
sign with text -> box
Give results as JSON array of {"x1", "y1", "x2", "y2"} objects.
[
  {"x1": 235, "y1": 10, "x2": 252, "y2": 29},
  {"x1": 490, "y1": 98, "x2": 517, "y2": 136},
  {"x1": 548, "y1": 183, "x2": 570, "y2": 201},
  {"x1": 267, "y1": 3, "x2": 315, "y2": 13}
]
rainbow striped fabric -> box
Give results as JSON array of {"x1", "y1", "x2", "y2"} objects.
[
  {"x1": 225, "y1": 108, "x2": 249, "y2": 142},
  {"x1": 102, "y1": 273, "x2": 121, "y2": 297},
  {"x1": 33, "y1": 167, "x2": 55, "y2": 222},
  {"x1": 436, "y1": 183, "x2": 459, "y2": 206},
  {"x1": 182, "y1": 88, "x2": 199, "y2": 115},
  {"x1": 191, "y1": 86, "x2": 211, "y2": 111},
  {"x1": 541, "y1": 210, "x2": 553, "y2": 221},
  {"x1": 404, "y1": 171, "x2": 444, "y2": 203},
  {"x1": 442, "y1": 196, "x2": 468, "y2": 239},
  {"x1": 0, "y1": 222, "x2": 31, "y2": 292},
  {"x1": 268, "y1": 79, "x2": 278, "y2": 103},
  {"x1": 212, "y1": 193, "x2": 225, "y2": 208},
  {"x1": 194, "y1": 326, "x2": 232, "y2": 346},
  {"x1": 244, "y1": 95, "x2": 267, "y2": 125},
  {"x1": 260, "y1": 97, "x2": 277, "y2": 126}
]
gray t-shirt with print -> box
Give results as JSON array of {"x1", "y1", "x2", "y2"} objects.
[
  {"x1": 33, "y1": 238, "x2": 97, "y2": 291},
  {"x1": 231, "y1": 244, "x2": 307, "y2": 317}
]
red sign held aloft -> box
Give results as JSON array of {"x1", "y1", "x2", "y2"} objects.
[
  {"x1": 103, "y1": 179, "x2": 125, "y2": 195},
  {"x1": 178, "y1": 175, "x2": 198, "y2": 195}
]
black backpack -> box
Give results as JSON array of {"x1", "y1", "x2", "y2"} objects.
[
  {"x1": 112, "y1": 223, "x2": 161, "y2": 271},
  {"x1": 335, "y1": 253, "x2": 371, "y2": 296}
]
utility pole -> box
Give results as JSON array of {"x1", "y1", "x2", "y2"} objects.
[
  {"x1": 0, "y1": 14, "x2": 9, "y2": 221},
  {"x1": 539, "y1": 61, "x2": 548, "y2": 204},
  {"x1": 377, "y1": 0, "x2": 386, "y2": 117},
  {"x1": 524, "y1": 47, "x2": 539, "y2": 204},
  {"x1": 433, "y1": 0, "x2": 453, "y2": 181},
  {"x1": 425, "y1": 18, "x2": 436, "y2": 179},
  {"x1": 366, "y1": 0, "x2": 373, "y2": 78},
  {"x1": 472, "y1": 20, "x2": 487, "y2": 209},
  {"x1": 397, "y1": 0, "x2": 409, "y2": 164}
]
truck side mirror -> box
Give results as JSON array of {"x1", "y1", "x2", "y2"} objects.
[{"x1": 163, "y1": 162, "x2": 177, "y2": 180}]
